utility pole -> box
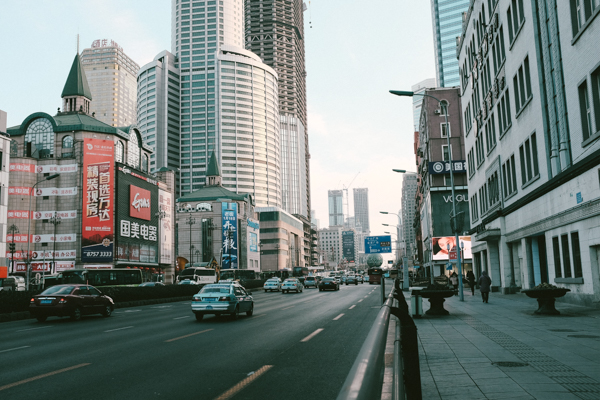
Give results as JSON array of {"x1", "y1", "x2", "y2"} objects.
[
  {"x1": 186, "y1": 216, "x2": 196, "y2": 266},
  {"x1": 50, "y1": 215, "x2": 61, "y2": 273},
  {"x1": 8, "y1": 225, "x2": 18, "y2": 274}
]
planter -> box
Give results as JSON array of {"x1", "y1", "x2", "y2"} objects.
[
  {"x1": 521, "y1": 288, "x2": 570, "y2": 315},
  {"x1": 419, "y1": 290, "x2": 455, "y2": 315}
]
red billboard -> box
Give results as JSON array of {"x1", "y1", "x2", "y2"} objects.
[
  {"x1": 82, "y1": 138, "x2": 114, "y2": 263},
  {"x1": 130, "y1": 185, "x2": 151, "y2": 220}
]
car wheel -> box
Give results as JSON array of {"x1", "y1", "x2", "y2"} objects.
[
  {"x1": 102, "y1": 305, "x2": 113, "y2": 317},
  {"x1": 231, "y1": 306, "x2": 239, "y2": 320},
  {"x1": 71, "y1": 307, "x2": 82, "y2": 321},
  {"x1": 319, "y1": 288, "x2": 322, "y2": 291},
  {"x1": 36, "y1": 315, "x2": 47, "y2": 322},
  {"x1": 246, "y1": 304, "x2": 254, "y2": 317},
  {"x1": 195, "y1": 313, "x2": 204, "y2": 321}
]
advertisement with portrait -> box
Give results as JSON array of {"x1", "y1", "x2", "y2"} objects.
[
  {"x1": 81, "y1": 138, "x2": 114, "y2": 263},
  {"x1": 342, "y1": 231, "x2": 355, "y2": 263},
  {"x1": 429, "y1": 190, "x2": 471, "y2": 237},
  {"x1": 158, "y1": 189, "x2": 173, "y2": 264},
  {"x1": 431, "y1": 236, "x2": 472, "y2": 261},
  {"x1": 221, "y1": 202, "x2": 238, "y2": 269},
  {"x1": 116, "y1": 163, "x2": 159, "y2": 264}
]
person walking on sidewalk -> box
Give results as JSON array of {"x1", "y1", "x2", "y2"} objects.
[
  {"x1": 467, "y1": 270, "x2": 476, "y2": 296},
  {"x1": 450, "y1": 272, "x2": 458, "y2": 295},
  {"x1": 478, "y1": 271, "x2": 492, "y2": 303}
]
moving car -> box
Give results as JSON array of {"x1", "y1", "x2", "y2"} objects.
[
  {"x1": 282, "y1": 278, "x2": 303, "y2": 293},
  {"x1": 319, "y1": 277, "x2": 340, "y2": 291},
  {"x1": 178, "y1": 279, "x2": 199, "y2": 285},
  {"x1": 192, "y1": 282, "x2": 253, "y2": 321},
  {"x1": 346, "y1": 275, "x2": 358, "y2": 285},
  {"x1": 356, "y1": 275, "x2": 364, "y2": 284},
  {"x1": 263, "y1": 278, "x2": 282, "y2": 292},
  {"x1": 304, "y1": 276, "x2": 318, "y2": 288},
  {"x1": 29, "y1": 284, "x2": 114, "y2": 322},
  {"x1": 139, "y1": 282, "x2": 165, "y2": 287}
]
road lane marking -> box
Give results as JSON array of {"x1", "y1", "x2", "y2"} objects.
[
  {"x1": 0, "y1": 346, "x2": 30, "y2": 354},
  {"x1": 281, "y1": 306, "x2": 294, "y2": 310},
  {"x1": 349, "y1": 305, "x2": 356, "y2": 309},
  {"x1": 173, "y1": 316, "x2": 191, "y2": 320},
  {"x1": 358, "y1": 299, "x2": 363, "y2": 303},
  {"x1": 104, "y1": 326, "x2": 134, "y2": 333},
  {"x1": 301, "y1": 328, "x2": 324, "y2": 342},
  {"x1": 0, "y1": 363, "x2": 90, "y2": 392},
  {"x1": 333, "y1": 314, "x2": 344, "y2": 320},
  {"x1": 124, "y1": 309, "x2": 142, "y2": 313},
  {"x1": 16, "y1": 326, "x2": 52, "y2": 332},
  {"x1": 213, "y1": 365, "x2": 273, "y2": 400},
  {"x1": 165, "y1": 329, "x2": 213, "y2": 343}
]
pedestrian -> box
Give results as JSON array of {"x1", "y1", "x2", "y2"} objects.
[
  {"x1": 466, "y1": 270, "x2": 476, "y2": 296},
  {"x1": 478, "y1": 270, "x2": 492, "y2": 303},
  {"x1": 450, "y1": 272, "x2": 458, "y2": 294}
]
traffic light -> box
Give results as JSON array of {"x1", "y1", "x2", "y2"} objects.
[{"x1": 9, "y1": 243, "x2": 16, "y2": 253}]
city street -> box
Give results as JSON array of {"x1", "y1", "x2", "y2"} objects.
[{"x1": 0, "y1": 284, "x2": 383, "y2": 400}]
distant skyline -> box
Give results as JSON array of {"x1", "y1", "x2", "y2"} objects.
[{"x1": 0, "y1": 0, "x2": 436, "y2": 263}]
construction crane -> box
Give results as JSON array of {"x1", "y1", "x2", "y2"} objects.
[{"x1": 342, "y1": 172, "x2": 360, "y2": 227}]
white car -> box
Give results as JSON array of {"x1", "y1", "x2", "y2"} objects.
[
  {"x1": 263, "y1": 278, "x2": 282, "y2": 292},
  {"x1": 281, "y1": 278, "x2": 303, "y2": 294}
]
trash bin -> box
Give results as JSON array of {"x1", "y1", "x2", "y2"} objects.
[{"x1": 411, "y1": 288, "x2": 423, "y2": 318}]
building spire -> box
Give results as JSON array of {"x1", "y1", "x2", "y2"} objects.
[
  {"x1": 61, "y1": 53, "x2": 92, "y2": 114},
  {"x1": 206, "y1": 151, "x2": 222, "y2": 187}
]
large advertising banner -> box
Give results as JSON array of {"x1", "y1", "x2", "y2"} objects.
[
  {"x1": 431, "y1": 236, "x2": 472, "y2": 261},
  {"x1": 159, "y1": 189, "x2": 173, "y2": 264},
  {"x1": 342, "y1": 231, "x2": 355, "y2": 262},
  {"x1": 222, "y1": 202, "x2": 238, "y2": 269},
  {"x1": 247, "y1": 218, "x2": 259, "y2": 253},
  {"x1": 82, "y1": 138, "x2": 114, "y2": 263}
]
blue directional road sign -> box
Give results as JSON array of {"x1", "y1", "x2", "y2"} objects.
[{"x1": 365, "y1": 235, "x2": 392, "y2": 254}]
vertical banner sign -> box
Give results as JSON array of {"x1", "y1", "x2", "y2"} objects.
[
  {"x1": 342, "y1": 231, "x2": 355, "y2": 263},
  {"x1": 221, "y1": 202, "x2": 238, "y2": 269},
  {"x1": 159, "y1": 189, "x2": 173, "y2": 264},
  {"x1": 82, "y1": 138, "x2": 114, "y2": 262}
]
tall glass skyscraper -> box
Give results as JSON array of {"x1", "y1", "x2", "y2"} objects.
[
  {"x1": 430, "y1": 0, "x2": 470, "y2": 87},
  {"x1": 353, "y1": 188, "x2": 370, "y2": 234},
  {"x1": 328, "y1": 190, "x2": 344, "y2": 227}
]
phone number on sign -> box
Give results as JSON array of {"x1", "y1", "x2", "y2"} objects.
[{"x1": 83, "y1": 251, "x2": 112, "y2": 257}]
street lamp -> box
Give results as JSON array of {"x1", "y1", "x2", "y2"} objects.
[
  {"x1": 26, "y1": 173, "x2": 60, "y2": 290},
  {"x1": 8, "y1": 224, "x2": 18, "y2": 274},
  {"x1": 390, "y1": 89, "x2": 465, "y2": 301},
  {"x1": 186, "y1": 215, "x2": 196, "y2": 266},
  {"x1": 50, "y1": 214, "x2": 61, "y2": 273}
]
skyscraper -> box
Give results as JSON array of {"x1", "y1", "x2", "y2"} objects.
[
  {"x1": 328, "y1": 190, "x2": 343, "y2": 227},
  {"x1": 171, "y1": 0, "x2": 281, "y2": 206},
  {"x1": 430, "y1": 0, "x2": 470, "y2": 87},
  {"x1": 245, "y1": 0, "x2": 310, "y2": 219},
  {"x1": 81, "y1": 39, "x2": 140, "y2": 126},
  {"x1": 401, "y1": 174, "x2": 418, "y2": 260},
  {"x1": 353, "y1": 188, "x2": 370, "y2": 234}
]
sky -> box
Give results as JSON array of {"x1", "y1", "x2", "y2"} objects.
[{"x1": 0, "y1": 0, "x2": 436, "y2": 264}]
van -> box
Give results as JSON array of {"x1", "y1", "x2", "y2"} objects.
[{"x1": 0, "y1": 276, "x2": 26, "y2": 291}]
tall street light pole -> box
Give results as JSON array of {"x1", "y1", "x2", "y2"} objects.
[
  {"x1": 26, "y1": 174, "x2": 60, "y2": 290},
  {"x1": 390, "y1": 90, "x2": 464, "y2": 301},
  {"x1": 186, "y1": 216, "x2": 196, "y2": 267},
  {"x1": 50, "y1": 214, "x2": 61, "y2": 273}
]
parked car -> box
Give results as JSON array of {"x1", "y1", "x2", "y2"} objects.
[
  {"x1": 346, "y1": 275, "x2": 358, "y2": 285},
  {"x1": 282, "y1": 278, "x2": 303, "y2": 293},
  {"x1": 0, "y1": 276, "x2": 26, "y2": 291},
  {"x1": 29, "y1": 284, "x2": 114, "y2": 322},
  {"x1": 139, "y1": 282, "x2": 165, "y2": 287},
  {"x1": 263, "y1": 278, "x2": 282, "y2": 292},
  {"x1": 192, "y1": 282, "x2": 253, "y2": 321},
  {"x1": 319, "y1": 277, "x2": 340, "y2": 291},
  {"x1": 178, "y1": 279, "x2": 198, "y2": 285},
  {"x1": 304, "y1": 276, "x2": 318, "y2": 288},
  {"x1": 356, "y1": 275, "x2": 364, "y2": 284}
]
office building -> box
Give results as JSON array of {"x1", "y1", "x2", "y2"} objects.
[
  {"x1": 412, "y1": 78, "x2": 436, "y2": 130},
  {"x1": 245, "y1": 0, "x2": 310, "y2": 219},
  {"x1": 318, "y1": 226, "x2": 343, "y2": 269},
  {"x1": 353, "y1": 188, "x2": 370, "y2": 234},
  {"x1": 171, "y1": 0, "x2": 281, "y2": 207},
  {"x1": 328, "y1": 189, "x2": 344, "y2": 226},
  {"x1": 430, "y1": 0, "x2": 470, "y2": 87},
  {"x1": 256, "y1": 207, "x2": 304, "y2": 270},
  {"x1": 459, "y1": 0, "x2": 600, "y2": 306},
  {"x1": 81, "y1": 39, "x2": 140, "y2": 126}
]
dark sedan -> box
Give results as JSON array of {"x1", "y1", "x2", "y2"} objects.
[
  {"x1": 319, "y1": 277, "x2": 340, "y2": 291},
  {"x1": 29, "y1": 284, "x2": 114, "y2": 322},
  {"x1": 139, "y1": 282, "x2": 166, "y2": 287}
]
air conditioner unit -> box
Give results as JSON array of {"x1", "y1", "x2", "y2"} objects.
[{"x1": 434, "y1": 109, "x2": 441, "y2": 115}]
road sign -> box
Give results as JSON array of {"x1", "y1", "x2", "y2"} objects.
[
  {"x1": 446, "y1": 262, "x2": 453, "y2": 270},
  {"x1": 449, "y1": 250, "x2": 457, "y2": 261},
  {"x1": 364, "y1": 236, "x2": 392, "y2": 254}
]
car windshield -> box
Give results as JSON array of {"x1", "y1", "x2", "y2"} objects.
[
  {"x1": 201, "y1": 286, "x2": 231, "y2": 294},
  {"x1": 266, "y1": 279, "x2": 279, "y2": 283},
  {"x1": 41, "y1": 286, "x2": 76, "y2": 295},
  {"x1": 284, "y1": 279, "x2": 296, "y2": 283}
]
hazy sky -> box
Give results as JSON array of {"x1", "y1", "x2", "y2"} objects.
[{"x1": 0, "y1": 0, "x2": 436, "y2": 263}]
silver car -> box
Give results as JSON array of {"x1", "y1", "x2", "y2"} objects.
[
  {"x1": 263, "y1": 278, "x2": 282, "y2": 292},
  {"x1": 282, "y1": 278, "x2": 303, "y2": 294},
  {"x1": 303, "y1": 276, "x2": 318, "y2": 288},
  {"x1": 191, "y1": 282, "x2": 254, "y2": 321}
]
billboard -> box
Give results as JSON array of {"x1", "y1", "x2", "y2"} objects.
[
  {"x1": 431, "y1": 236, "x2": 472, "y2": 261},
  {"x1": 428, "y1": 160, "x2": 467, "y2": 175},
  {"x1": 81, "y1": 138, "x2": 114, "y2": 263},
  {"x1": 365, "y1": 235, "x2": 392, "y2": 254},
  {"x1": 159, "y1": 189, "x2": 173, "y2": 264},
  {"x1": 430, "y1": 191, "x2": 470, "y2": 236},
  {"x1": 222, "y1": 202, "x2": 238, "y2": 269},
  {"x1": 247, "y1": 218, "x2": 259, "y2": 253},
  {"x1": 342, "y1": 231, "x2": 355, "y2": 262}
]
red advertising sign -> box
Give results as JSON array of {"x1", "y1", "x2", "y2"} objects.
[
  {"x1": 8, "y1": 187, "x2": 32, "y2": 196},
  {"x1": 82, "y1": 138, "x2": 114, "y2": 262},
  {"x1": 130, "y1": 185, "x2": 151, "y2": 221}
]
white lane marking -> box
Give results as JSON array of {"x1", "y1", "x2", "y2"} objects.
[
  {"x1": 358, "y1": 299, "x2": 363, "y2": 303},
  {"x1": 104, "y1": 326, "x2": 134, "y2": 333},
  {"x1": 301, "y1": 328, "x2": 324, "y2": 342},
  {"x1": 16, "y1": 326, "x2": 52, "y2": 332},
  {"x1": 349, "y1": 305, "x2": 356, "y2": 309},
  {"x1": 124, "y1": 309, "x2": 142, "y2": 313},
  {"x1": 173, "y1": 316, "x2": 191, "y2": 320},
  {"x1": 253, "y1": 314, "x2": 267, "y2": 318},
  {"x1": 151, "y1": 305, "x2": 173, "y2": 309},
  {"x1": 333, "y1": 313, "x2": 344, "y2": 320},
  {"x1": 0, "y1": 346, "x2": 30, "y2": 354},
  {"x1": 281, "y1": 306, "x2": 294, "y2": 310},
  {"x1": 214, "y1": 365, "x2": 273, "y2": 400},
  {"x1": 364, "y1": 295, "x2": 369, "y2": 298}
]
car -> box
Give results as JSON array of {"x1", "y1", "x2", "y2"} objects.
[
  {"x1": 319, "y1": 277, "x2": 340, "y2": 291},
  {"x1": 29, "y1": 284, "x2": 114, "y2": 322},
  {"x1": 139, "y1": 282, "x2": 165, "y2": 287},
  {"x1": 364, "y1": 275, "x2": 370, "y2": 283},
  {"x1": 0, "y1": 276, "x2": 26, "y2": 291},
  {"x1": 356, "y1": 275, "x2": 364, "y2": 284},
  {"x1": 303, "y1": 276, "x2": 318, "y2": 288},
  {"x1": 191, "y1": 282, "x2": 253, "y2": 321},
  {"x1": 178, "y1": 279, "x2": 199, "y2": 285},
  {"x1": 263, "y1": 278, "x2": 282, "y2": 292},
  {"x1": 282, "y1": 278, "x2": 303, "y2": 293},
  {"x1": 346, "y1": 275, "x2": 358, "y2": 285}
]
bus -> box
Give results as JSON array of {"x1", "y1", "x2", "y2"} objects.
[
  {"x1": 219, "y1": 269, "x2": 262, "y2": 288},
  {"x1": 292, "y1": 266, "x2": 309, "y2": 283},
  {"x1": 177, "y1": 267, "x2": 218, "y2": 285},
  {"x1": 58, "y1": 269, "x2": 143, "y2": 287},
  {"x1": 368, "y1": 267, "x2": 384, "y2": 285}
]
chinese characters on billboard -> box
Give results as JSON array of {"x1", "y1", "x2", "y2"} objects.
[
  {"x1": 159, "y1": 189, "x2": 173, "y2": 264},
  {"x1": 342, "y1": 231, "x2": 355, "y2": 263},
  {"x1": 81, "y1": 138, "x2": 114, "y2": 263},
  {"x1": 222, "y1": 203, "x2": 238, "y2": 269}
]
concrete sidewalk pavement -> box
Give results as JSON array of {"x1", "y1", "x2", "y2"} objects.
[{"x1": 410, "y1": 290, "x2": 600, "y2": 399}]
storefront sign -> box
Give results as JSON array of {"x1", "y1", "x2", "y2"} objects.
[
  {"x1": 130, "y1": 185, "x2": 151, "y2": 220},
  {"x1": 32, "y1": 234, "x2": 77, "y2": 243},
  {"x1": 10, "y1": 163, "x2": 78, "y2": 174},
  {"x1": 428, "y1": 160, "x2": 467, "y2": 175},
  {"x1": 159, "y1": 189, "x2": 173, "y2": 264},
  {"x1": 8, "y1": 187, "x2": 31, "y2": 196},
  {"x1": 35, "y1": 187, "x2": 78, "y2": 197},
  {"x1": 8, "y1": 210, "x2": 78, "y2": 220},
  {"x1": 222, "y1": 202, "x2": 238, "y2": 269},
  {"x1": 7, "y1": 250, "x2": 76, "y2": 260}
]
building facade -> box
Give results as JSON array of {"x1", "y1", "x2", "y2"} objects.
[
  {"x1": 256, "y1": 206, "x2": 304, "y2": 271},
  {"x1": 318, "y1": 226, "x2": 343, "y2": 269},
  {"x1": 0, "y1": 117, "x2": 10, "y2": 274},
  {"x1": 459, "y1": 0, "x2": 600, "y2": 306},
  {"x1": 328, "y1": 189, "x2": 344, "y2": 227},
  {"x1": 353, "y1": 188, "x2": 370, "y2": 234},
  {"x1": 412, "y1": 78, "x2": 437, "y2": 130},
  {"x1": 401, "y1": 174, "x2": 418, "y2": 261},
  {"x1": 81, "y1": 39, "x2": 140, "y2": 127},
  {"x1": 430, "y1": 0, "x2": 470, "y2": 87}
]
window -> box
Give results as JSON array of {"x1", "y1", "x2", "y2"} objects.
[
  {"x1": 471, "y1": 193, "x2": 479, "y2": 221},
  {"x1": 476, "y1": 135, "x2": 485, "y2": 166},
  {"x1": 519, "y1": 132, "x2": 539, "y2": 185},
  {"x1": 441, "y1": 122, "x2": 450, "y2": 138},
  {"x1": 507, "y1": 0, "x2": 525, "y2": 44},
  {"x1": 141, "y1": 154, "x2": 149, "y2": 173},
  {"x1": 487, "y1": 170, "x2": 501, "y2": 209},
  {"x1": 468, "y1": 148, "x2": 476, "y2": 178},
  {"x1": 464, "y1": 102, "x2": 472, "y2": 133},
  {"x1": 61, "y1": 135, "x2": 73, "y2": 158},
  {"x1": 25, "y1": 118, "x2": 54, "y2": 158},
  {"x1": 579, "y1": 80, "x2": 594, "y2": 141},
  {"x1": 513, "y1": 56, "x2": 532, "y2": 114},
  {"x1": 561, "y1": 234, "x2": 572, "y2": 277},
  {"x1": 485, "y1": 114, "x2": 497, "y2": 153},
  {"x1": 502, "y1": 154, "x2": 518, "y2": 198},
  {"x1": 571, "y1": 232, "x2": 583, "y2": 278},
  {"x1": 591, "y1": 67, "x2": 600, "y2": 135},
  {"x1": 442, "y1": 145, "x2": 451, "y2": 161},
  {"x1": 497, "y1": 89, "x2": 512, "y2": 136},
  {"x1": 127, "y1": 130, "x2": 141, "y2": 168},
  {"x1": 570, "y1": 0, "x2": 600, "y2": 36},
  {"x1": 115, "y1": 140, "x2": 124, "y2": 163},
  {"x1": 552, "y1": 236, "x2": 562, "y2": 278},
  {"x1": 440, "y1": 100, "x2": 449, "y2": 116},
  {"x1": 492, "y1": 26, "x2": 506, "y2": 75}
]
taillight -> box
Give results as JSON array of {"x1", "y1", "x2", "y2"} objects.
[
  {"x1": 30, "y1": 298, "x2": 35, "y2": 303},
  {"x1": 193, "y1": 297, "x2": 201, "y2": 302},
  {"x1": 59, "y1": 298, "x2": 67, "y2": 304},
  {"x1": 218, "y1": 296, "x2": 229, "y2": 302}
]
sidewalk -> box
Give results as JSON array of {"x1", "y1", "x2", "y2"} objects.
[{"x1": 411, "y1": 290, "x2": 600, "y2": 400}]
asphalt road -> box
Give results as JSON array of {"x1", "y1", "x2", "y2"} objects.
[{"x1": 0, "y1": 282, "x2": 385, "y2": 400}]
